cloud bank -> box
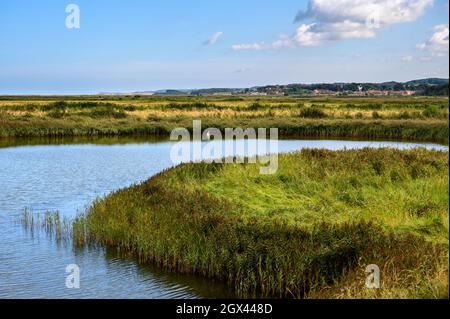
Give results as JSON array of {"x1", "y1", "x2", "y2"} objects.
[{"x1": 233, "y1": 0, "x2": 434, "y2": 50}]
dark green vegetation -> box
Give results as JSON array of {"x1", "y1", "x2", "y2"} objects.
[
  {"x1": 73, "y1": 148, "x2": 449, "y2": 298},
  {"x1": 80, "y1": 78, "x2": 450, "y2": 96},
  {"x1": 0, "y1": 96, "x2": 448, "y2": 143},
  {"x1": 250, "y1": 78, "x2": 449, "y2": 96}
]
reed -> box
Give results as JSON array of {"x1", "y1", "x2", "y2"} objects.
[{"x1": 20, "y1": 210, "x2": 72, "y2": 243}]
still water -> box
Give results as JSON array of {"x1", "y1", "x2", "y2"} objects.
[{"x1": 0, "y1": 137, "x2": 447, "y2": 298}]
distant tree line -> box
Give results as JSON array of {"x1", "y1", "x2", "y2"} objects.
[{"x1": 252, "y1": 79, "x2": 449, "y2": 96}]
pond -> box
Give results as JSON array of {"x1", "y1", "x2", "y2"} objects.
[{"x1": 0, "y1": 137, "x2": 447, "y2": 298}]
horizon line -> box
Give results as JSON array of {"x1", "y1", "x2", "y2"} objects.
[{"x1": 1, "y1": 78, "x2": 448, "y2": 96}]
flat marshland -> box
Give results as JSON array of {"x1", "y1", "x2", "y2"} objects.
[
  {"x1": 0, "y1": 96, "x2": 448, "y2": 143},
  {"x1": 73, "y1": 148, "x2": 449, "y2": 298},
  {"x1": 4, "y1": 95, "x2": 448, "y2": 298}
]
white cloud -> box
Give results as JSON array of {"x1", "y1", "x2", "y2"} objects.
[
  {"x1": 233, "y1": 0, "x2": 433, "y2": 50},
  {"x1": 402, "y1": 55, "x2": 414, "y2": 61},
  {"x1": 232, "y1": 35, "x2": 294, "y2": 51},
  {"x1": 416, "y1": 24, "x2": 449, "y2": 57},
  {"x1": 293, "y1": 20, "x2": 377, "y2": 46},
  {"x1": 204, "y1": 32, "x2": 223, "y2": 45},
  {"x1": 232, "y1": 43, "x2": 267, "y2": 50},
  {"x1": 295, "y1": 0, "x2": 433, "y2": 25},
  {"x1": 271, "y1": 34, "x2": 296, "y2": 49}
]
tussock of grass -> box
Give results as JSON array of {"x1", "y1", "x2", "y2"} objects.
[
  {"x1": 74, "y1": 148, "x2": 449, "y2": 298},
  {"x1": 297, "y1": 107, "x2": 328, "y2": 118}
]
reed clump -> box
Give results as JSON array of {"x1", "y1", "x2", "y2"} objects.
[
  {"x1": 20, "y1": 210, "x2": 72, "y2": 243},
  {"x1": 297, "y1": 107, "x2": 328, "y2": 118}
]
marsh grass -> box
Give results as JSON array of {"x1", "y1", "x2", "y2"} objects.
[
  {"x1": 73, "y1": 148, "x2": 449, "y2": 298},
  {"x1": 1, "y1": 112, "x2": 448, "y2": 143},
  {"x1": 83, "y1": 107, "x2": 128, "y2": 119},
  {"x1": 0, "y1": 96, "x2": 448, "y2": 142},
  {"x1": 0, "y1": 96, "x2": 449, "y2": 144},
  {"x1": 20, "y1": 210, "x2": 72, "y2": 244},
  {"x1": 297, "y1": 107, "x2": 328, "y2": 118},
  {"x1": 161, "y1": 102, "x2": 215, "y2": 110},
  {"x1": 423, "y1": 105, "x2": 448, "y2": 119}
]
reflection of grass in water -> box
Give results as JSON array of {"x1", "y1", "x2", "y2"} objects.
[
  {"x1": 20, "y1": 209, "x2": 236, "y2": 298},
  {"x1": 20, "y1": 209, "x2": 72, "y2": 244},
  {"x1": 19, "y1": 209, "x2": 95, "y2": 248},
  {"x1": 0, "y1": 135, "x2": 169, "y2": 148}
]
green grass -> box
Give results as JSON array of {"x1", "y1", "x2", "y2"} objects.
[
  {"x1": 20, "y1": 210, "x2": 72, "y2": 244},
  {"x1": 0, "y1": 96, "x2": 448, "y2": 143},
  {"x1": 73, "y1": 148, "x2": 449, "y2": 298},
  {"x1": 1, "y1": 112, "x2": 448, "y2": 143},
  {"x1": 297, "y1": 107, "x2": 328, "y2": 118}
]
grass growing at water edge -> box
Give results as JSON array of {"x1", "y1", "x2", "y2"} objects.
[
  {"x1": 20, "y1": 210, "x2": 73, "y2": 243},
  {"x1": 72, "y1": 148, "x2": 449, "y2": 298}
]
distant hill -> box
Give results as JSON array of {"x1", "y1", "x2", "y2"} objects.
[
  {"x1": 98, "y1": 78, "x2": 449, "y2": 96},
  {"x1": 405, "y1": 78, "x2": 449, "y2": 86}
]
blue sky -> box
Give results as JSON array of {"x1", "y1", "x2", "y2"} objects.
[{"x1": 0, "y1": 0, "x2": 448, "y2": 94}]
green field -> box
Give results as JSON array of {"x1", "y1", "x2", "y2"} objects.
[
  {"x1": 0, "y1": 96, "x2": 448, "y2": 143},
  {"x1": 73, "y1": 148, "x2": 449, "y2": 299}
]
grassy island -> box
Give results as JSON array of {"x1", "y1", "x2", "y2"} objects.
[{"x1": 73, "y1": 148, "x2": 449, "y2": 298}]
